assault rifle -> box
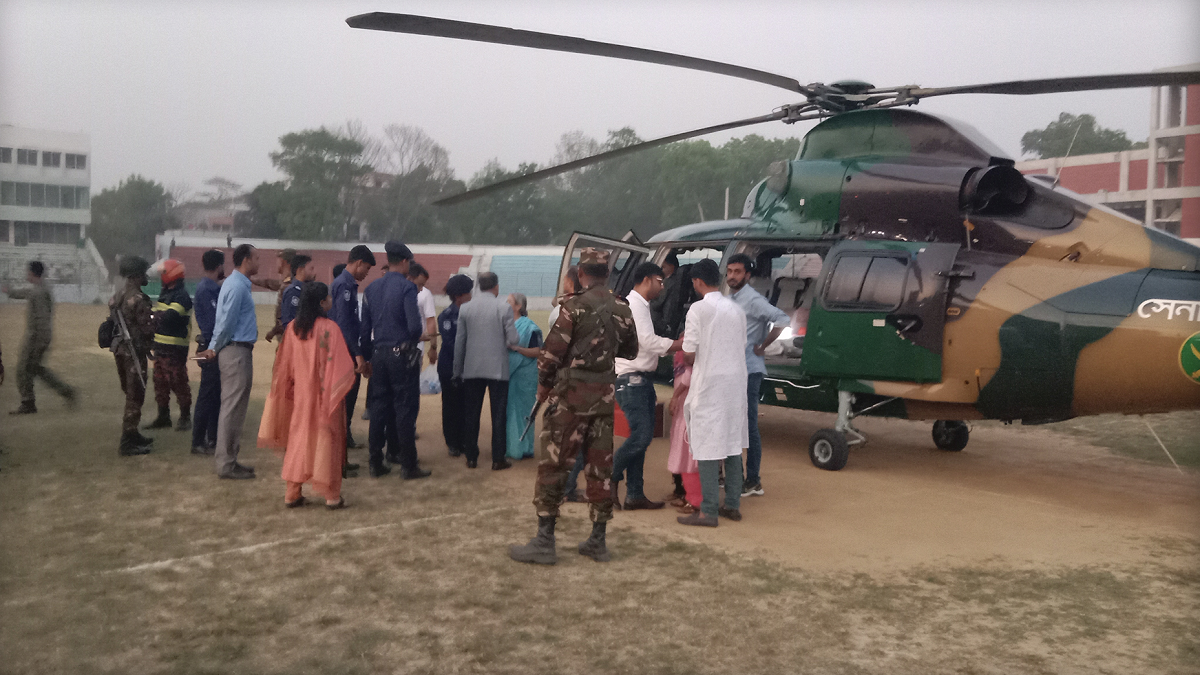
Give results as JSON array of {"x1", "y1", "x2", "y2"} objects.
[{"x1": 114, "y1": 307, "x2": 146, "y2": 389}]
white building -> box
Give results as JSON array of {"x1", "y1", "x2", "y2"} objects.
[{"x1": 0, "y1": 125, "x2": 108, "y2": 300}]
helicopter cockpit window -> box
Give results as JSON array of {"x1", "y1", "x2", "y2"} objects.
[{"x1": 824, "y1": 254, "x2": 908, "y2": 311}]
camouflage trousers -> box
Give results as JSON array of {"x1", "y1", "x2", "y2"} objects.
[
  {"x1": 533, "y1": 401, "x2": 615, "y2": 523},
  {"x1": 115, "y1": 351, "x2": 148, "y2": 433},
  {"x1": 17, "y1": 340, "x2": 72, "y2": 405},
  {"x1": 152, "y1": 349, "x2": 192, "y2": 412}
]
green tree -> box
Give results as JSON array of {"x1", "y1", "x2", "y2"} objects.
[
  {"x1": 90, "y1": 174, "x2": 177, "y2": 266},
  {"x1": 243, "y1": 128, "x2": 372, "y2": 240},
  {"x1": 1021, "y1": 113, "x2": 1146, "y2": 159}
]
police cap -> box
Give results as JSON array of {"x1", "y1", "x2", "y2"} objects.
[
  {"x1": 119, "y1": 256, "x2": 151, "y2": 279},
  {"x1": 384, "y1": 240, "x2": 413, "y2": 262}
]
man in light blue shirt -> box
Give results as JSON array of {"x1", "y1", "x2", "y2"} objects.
[
  {"x1": 198, "y1": 243, "x2": 261, "y2": 480},
  {"x1": 726, "y1": 253, "x2": 789, "y2": 498}
]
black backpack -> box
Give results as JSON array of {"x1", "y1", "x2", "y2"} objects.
[{"x1": 98, "y1": 311, "x2": 116, "y2": 349}]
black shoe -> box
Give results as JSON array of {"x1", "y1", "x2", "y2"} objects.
[
  {"x1": 218, "y1": 464, "x2": 255, "y2": 480},
  {"x1": 466, "y1": 458, "x2": 478, "y2": 469},
  {"x1": 118, "y1": 431, "x2": 151, "y2": 456},
  {"x1": 718, "y1": 507, "x2": 742, "y2": 521},
  {"x1": 285, "y1": 496, "x2": 306, "y2": 508},
  {"x1": 448, "y1": 446, "x2": 463, "y2": 458},
  {"x1": 624, "y1": 497, "x2": 666, "y2": 511},
  {"x1": 9, "y1": 403, "x2": 36, "y2": 415},
  {"x1": 368, "y1": 463, "x2": 392, "y2": 478},
  {"x1": 342, "y1": 464, "x2": 359, "y2": 479},
  {"x1": 144, "y1": 408, "x2": 172, "y2": 430},
  {"x1": 577, "y1": 521, "x2": 610, "y2": 562},
  {"x1": 677, "y1": 511, "x2": 719, "y2": 527},
  {"x1": 175, "y1": 415, "x2": 192, "y2": 432},
  {"x1": 492, "y1": 459, "x2": 512, "y2": 471},
  {"x1": 509, "y1": 516, "x2": 557, "y2": 565},
  {"x1": 345, "y1": 462, "x2": 360, "y2": 472},
  {"x1": 347, "y1": 436, "x2": 363, "y2": 450},
  {"x1": 134, "y1": 432, "x2": 155, "y2": 447},
  {"x1": 385, "y1": 454, "x2": 404, "y2": 465},
  {"x1": 191, "y1": 444, "x2": 215, "y2": 456},
  {"x1": 401, "y1": 466, "x2": 431, "y2": 480}
]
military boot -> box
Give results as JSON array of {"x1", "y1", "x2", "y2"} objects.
[
  {"x1": 144, "y1": 407, "x2": 172, "y2": 430},
  {"x1": 175, "y1": 412, "x2": 192, "y2": 432},
  {"x1": 509, "y1": 516, "x2": 557, "y2": 565},
  {"x1": 577, "y1": 521, "x2": 611, "y2": 562},
  {"x1": 119, "y1": 431, "x2": 152, "y2": 456},
  {"x1": 134, "y1": 431, "x2": 156, "y2": 447}
]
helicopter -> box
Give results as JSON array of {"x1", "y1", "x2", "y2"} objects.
[{"x1": 348, "y1": 12, "x2": 1200, "y2": 470}]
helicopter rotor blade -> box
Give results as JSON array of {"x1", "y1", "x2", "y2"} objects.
[
  {"x1": 434, "y1": 108, "x2": 814, "y2": 206},
  {"x1": 346, "y1": 12, "x2": 807, "y2": 95},
  {"x1": 900, "y1": 68, "x2": 1200, "y2": 99}
]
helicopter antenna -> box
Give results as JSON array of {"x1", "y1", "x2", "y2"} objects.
[{"x1": 1052, "y1": 120, "x2": 1085, "y2": 189}]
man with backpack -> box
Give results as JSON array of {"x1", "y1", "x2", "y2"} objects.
[{"x1": 109, "y1": 256, "x2": 157, "y2": 456}]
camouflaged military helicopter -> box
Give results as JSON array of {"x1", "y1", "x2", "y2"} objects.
[{"x1": 348, "y1": 12, "x2": 1200, "y2": 470}]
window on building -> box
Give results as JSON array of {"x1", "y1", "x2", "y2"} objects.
[
  {"x1": 15, "y1": 182, "x2": 30, "y2": 206},
  {"x1": 45, "y1": 184, "x2": 61, "y2": 208},
  {"x1": 61, "y1": 185, "x2": 76, "y2": 209},
  {"x1": 0, "y1": 220, "x2": 9, "y2": 243},
  {"x1": 42, "y1": 152, "x2": 62, "y2": 168},
  {"x1": 1, "y1": 182, "x2": 14, "y2": 205},
  {"x1": 65, "y1": 153, "x2": 87, "y2": 170},
  {"x1": 0, "y1": 148, "x2": 11, "y2": 163},
  {"x1": 16, "y1": 149, "x2": 37, "y2": 165},
  {"x1": 77, "y1": 186, "x2": 89, "y2": 208},
  {"x1": 29, "y1": 183, "x2": 45, "y2": 207}
]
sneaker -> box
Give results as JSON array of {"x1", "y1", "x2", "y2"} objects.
[{"x1": 741, "y1": 480, "x2": 764, "y2": 498}]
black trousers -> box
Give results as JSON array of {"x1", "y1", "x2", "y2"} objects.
[
  {"x1": 439, "y1": 375, "x2": 467, "y2": 452},
  {"x1": 462, "y1": 378, "x2": 508, "y2": 465},
  {"x1": 367, "y1": 347, "x2": 420, "y2": 470},
  {"x1": 344, "y1": 372, "x2": 362, "y2": 442},
  {"x1": 191, "y1": 359, "x2": 221, "y2": 448}
]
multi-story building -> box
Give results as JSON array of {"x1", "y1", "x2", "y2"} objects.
[
  {"x1": 0, "y1": 125, "x2": 108, "y2": 300},
  {"x1": 1016, "y1": 67, "x2": 1199, "y2": 243}
]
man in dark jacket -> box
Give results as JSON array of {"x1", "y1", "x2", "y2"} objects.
[
  {"x1": 191, "y1": 249, "x2": 224, "y2": 455},
  {"x1": 145, "y1": 259, "x2": 193, "y2": 431}
]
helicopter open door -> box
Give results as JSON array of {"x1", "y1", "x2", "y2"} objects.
[
  {"x1": 801, "y1": 241, "x2": 960, "y2": 383},
  {"x1": 558, "y1": 232, "x2": 652, "y2": 298}
]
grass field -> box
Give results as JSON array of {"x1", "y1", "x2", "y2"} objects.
[{"x1": 1, "y1": 302, "x2": 1198, "y2": 674}]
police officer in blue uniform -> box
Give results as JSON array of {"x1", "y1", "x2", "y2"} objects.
[
  {"x1": 280, "y1": 253, "x2": 314, "y2": 329},
  {"x1": 331, "y1": 245, "x2": 376, "y2": 458},
  {"x1": 361, "y1": 241, "x2": 430, "y2": 479}
]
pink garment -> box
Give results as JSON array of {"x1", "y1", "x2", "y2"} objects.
[
  {"x1": 668, "y1": 353, "x2": 701, "y2": 507},
  {"x1": 258, "y1": 317, "x2": 356, "y2": 502}
]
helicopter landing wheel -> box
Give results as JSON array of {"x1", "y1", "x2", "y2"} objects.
[
  {"x1": 932, "y1": 420, "x2": 969, "y2": 452},
  {"x1": 809, "y1": 429, "x2": 850, "y2": 471}
]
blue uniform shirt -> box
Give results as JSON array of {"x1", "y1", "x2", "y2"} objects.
[
  {"x1": 193, "y1": 276, "x2": 220, "y2": 349},
  {"x1": 360, "y1": 271, "x2": 422, "y2": 360},
  {"x1": 210, "y1": 270, "x2": 258, "y2": 353},
  {"x1": 436, "y1": 303, "x2": 460, "y2": 381},
  {"x1": 730, "y1": 283, "x2": 791, "y2": 375},
  {"x1": 329, "y1": 269, "x2": 362, "y2": 358},
  {"x1": 280, "y1": 278, "x2": 304, "y2": 328}
]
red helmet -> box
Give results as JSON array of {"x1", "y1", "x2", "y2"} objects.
[{"x1": 161, "y1": 259, "x2": 186, "y2": 285}]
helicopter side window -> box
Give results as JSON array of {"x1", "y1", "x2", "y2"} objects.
[{"x1": 824, "y1": 255, "x2": 908, "y2": 311}]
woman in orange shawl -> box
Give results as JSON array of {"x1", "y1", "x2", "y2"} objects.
[{"x1": 258, "y1": 282, "x2": 357, "y2": 509}]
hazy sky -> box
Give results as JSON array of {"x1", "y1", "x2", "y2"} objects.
[{"x1": 2, "y1": 0, "x2": 1198, "y2": 197}]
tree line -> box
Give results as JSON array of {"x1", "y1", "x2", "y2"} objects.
[{"x1": 87, "y1": 112, "x2": 1144, "y2": 266}]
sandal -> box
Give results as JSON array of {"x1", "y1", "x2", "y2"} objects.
[
  {"x1": 285, "y1": 496, "x2": 306, "y2": 509},
  {"x1": 675, "y1": 503, "x2": 696, "y2": 515},
  {"x1": 668, "y1": 496, "x2": 688, "y2": 508},
  {"x1": 326, "y1": 497, "x2": 346, "y2": 510}
]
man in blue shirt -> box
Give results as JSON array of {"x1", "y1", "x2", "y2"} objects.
[
  {"x1": 361, "y1": 241, "x2": 429, "y2": 479},
  {"x1": 437, "y1": 274, "x2": 473, "y2": 458},
  {"x1": 725, "y1": 253, "x2": 789, "y2": 498},
  {"x1": 280, "y1": 254, "x2": 315, "y2": 329},
  {"x1": 197, "y1": 243, "x2": 261, "y2": 480},
  {"x1": 190, "y1": 249, "x2": 224, "y2": 455},
  {"x1": 330, "y1": 245, "x2": 376, "y2": 455}
]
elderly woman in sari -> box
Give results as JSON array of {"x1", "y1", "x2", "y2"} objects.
[
  {"x1": 258, "y1": 282, "x2": 357, "y2": 509},
  {"x1": 505, "y1": 292, "x2": 544, "y2": 460}
]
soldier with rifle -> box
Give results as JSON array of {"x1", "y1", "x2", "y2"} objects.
[{"x1": 109, "y1": 256, "x2": 157, "y2": 456}]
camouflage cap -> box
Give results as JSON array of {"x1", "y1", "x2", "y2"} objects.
[{"x1": 578, "y1": 247, "x2": 610, "y2": 266}]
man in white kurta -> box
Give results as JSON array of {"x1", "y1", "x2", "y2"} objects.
[{"x1": 678, "y1": 258, "x2": 749, "y2": 527}]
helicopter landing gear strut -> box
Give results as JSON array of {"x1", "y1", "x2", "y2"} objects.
[{"x1": 808, "y1": 391, "x2": 868, "y2": 471}]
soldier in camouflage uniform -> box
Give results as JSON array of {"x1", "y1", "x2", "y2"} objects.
[
  {"x1": 110, "y1": 256, "x2": 157, "y2": 455},
  {"x1": 510, "y1": 248, "x2": 638, "y2": 565},
  {"x1": 4, "y1": 261, "x2": 76, "y2": 415}
]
